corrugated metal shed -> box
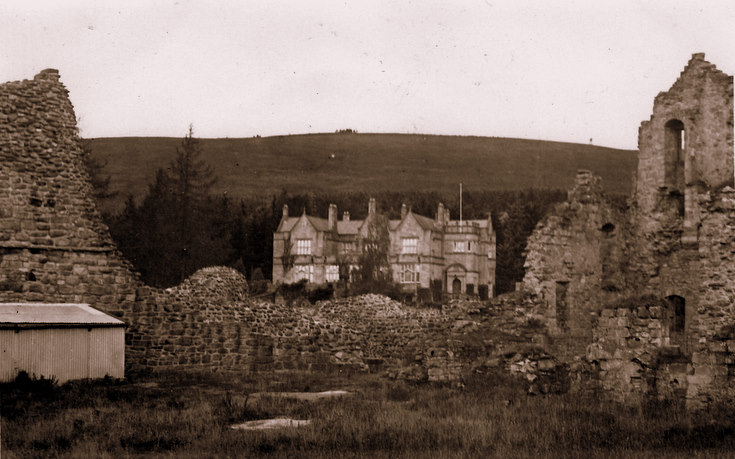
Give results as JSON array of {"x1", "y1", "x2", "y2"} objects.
[{"x1": 0, "y1": 303, "x2": 125, "y2": 383}]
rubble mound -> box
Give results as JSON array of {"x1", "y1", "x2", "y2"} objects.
[{"x1": 167, "y1": 266, "x2": 249, "y2": 303}]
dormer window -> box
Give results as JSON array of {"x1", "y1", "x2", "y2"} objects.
[
  {"x1": 296, "y1": 239, "x2": 311, "y2": 255},
  {"x1": 402, "y1": 237, "x2": 418, "y2": 254}
]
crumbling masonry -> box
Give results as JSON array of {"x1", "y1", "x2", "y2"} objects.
[
  {"x1": 523, "y1": 53, "x2": 735, "y2": 405},
  {"x1": 3, "y1": 55, "x2": 735, "y2": 402},
  {"x1": 0, "y1": 70, "x2": 489, "y2": 377}
]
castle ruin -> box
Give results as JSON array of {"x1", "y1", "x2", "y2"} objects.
[
  {"x1": 2, "y1": 54, "x2": 734, "y2": 405},
  {"x1": 523, "y1": 53, "x2": 735, "y2": 404}
]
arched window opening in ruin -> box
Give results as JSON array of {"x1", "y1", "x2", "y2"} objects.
[{"x1": 664, "y1": 119, "x2": 686, "y2": 192}]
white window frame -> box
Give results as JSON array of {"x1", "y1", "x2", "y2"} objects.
[
  {"x1": 400, "y1": 264, "x2": 420, "y2": 284},
  {"x1": 325, "y1": 264, "x2": 339, "y2": 282},
  {"x1": 452, "y1": 241, "x2": 472, "y2": 253},
  {"x1": 296, "y1": 239, "x2": 312, "y2": 255},
  {"x1": 293, "y1": 264, "x2": 314, "y2": 282},
  {"x1": 402, "y1": 237, "x2": 419, "y2": 254}
]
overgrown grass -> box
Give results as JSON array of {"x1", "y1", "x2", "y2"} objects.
[{"x1": 2, "y1": 370, "x2": 734, "y2": 457}]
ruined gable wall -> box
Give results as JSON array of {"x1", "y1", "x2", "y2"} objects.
[
  {"x1": 636, "y1": 53, "x2": 733, "y2": 216},
  {"x1": 522, "y1": 170, "x2": 628, "y2": 360},
  {"x1": 627, "y1": 55, "x2": 733, "y2": 356}
]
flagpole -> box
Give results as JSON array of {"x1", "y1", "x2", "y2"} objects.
[{"x1": 459, "y1": 182, "x2": 463, "y2": 226}]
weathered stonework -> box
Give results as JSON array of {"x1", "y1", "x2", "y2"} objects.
[
  {"x1": 523, "y1": 170, "x2": 629, "y2": 360},
  {"x1": 0, "y1": 70, "x2": 144, "y2": 349},
  {"x1": 0, "y1": 69, "x2": 545, "y2": 382},
  {"x1": 522, "y1": 54, "x2": 735, "y2": 406}
]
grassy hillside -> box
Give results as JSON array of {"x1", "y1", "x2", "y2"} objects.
[{"x1": 86, "y1": 133, "x2": 636, "y2": 212}]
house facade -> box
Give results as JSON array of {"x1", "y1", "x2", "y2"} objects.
[{"x1": 273, "y1": 198, "x2": 496, "y2": 298}]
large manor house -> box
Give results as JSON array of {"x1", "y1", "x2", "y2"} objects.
[{"x1": 272, "y1": 198, "x2": 496, "y2": 298}]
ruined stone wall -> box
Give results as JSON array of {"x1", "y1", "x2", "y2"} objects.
[
  {"x1": 0, "y1": 71, "x2": 264, "y2": 373},
  {"x1": 588, "y1": 296, "x2": 735, "y2": 407},
  {"x1": 522, "y1": 170, "x2": 628, "y2": 360},
  {"x1": 587, "y1": 301, "x2": 672, "y2": 400},
  {"x1": 0, "y1": 69, "x2": 519, "y2": 380},
  {"x1": 523, "y1": 181, "x2": 735, "y2": 406},
  {"x1": 519, "y1": 54, "x2": 735, "y2": 405},
  {"x1": 636, "y1": 53, "x2": 733, "y2": 218},
  {"x1": 0, "y1": 70, "x2": 142, "y2": 336}
]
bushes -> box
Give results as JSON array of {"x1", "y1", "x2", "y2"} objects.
[{"x1": 276, "y1": 280, "x2": 334, "y2": 304}]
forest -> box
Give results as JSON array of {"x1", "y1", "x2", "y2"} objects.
[{"x1": 86, "y1": 131, "x2": 572, "y2": 294}]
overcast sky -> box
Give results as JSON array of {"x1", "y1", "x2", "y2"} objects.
[{"x1": 1, "y1": 0, "x2": 733, "y2": 150}]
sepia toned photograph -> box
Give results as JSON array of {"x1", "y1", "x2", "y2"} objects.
[{"x1": 0, "y1": 1, "x2": 733, "y2": 457}]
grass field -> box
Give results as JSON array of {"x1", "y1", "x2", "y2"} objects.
[
  {"x1": 86, "y1": 133, "x2": 636, "y2": 213},
  {"x1": 2, "y1": 370, "x2": 733, "y2": 458}
]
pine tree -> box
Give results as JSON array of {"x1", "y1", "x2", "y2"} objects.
[
  {"x1": 166, "y1": 126, "x2": 217, "y2": 282},
  {"x1": 80, "y1": 139, "x2": 117, "y2": 215}
]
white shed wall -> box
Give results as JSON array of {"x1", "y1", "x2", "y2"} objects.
[{"x1": 0, "y1": 327, "x2": 124, "y2": 383}]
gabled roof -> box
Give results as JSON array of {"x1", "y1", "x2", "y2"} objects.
[
  {"x1": 277, "y1": 215, "x2": 330, "y2": 233},
  {"x1": 306, "y1": 215, "x2": 330, "y2": 232},
  {"x1": 0, "y1": 303, "x2": 125, "y2": 329},
  {"x1": 278, "y1": 209, "x2": 489, "y2": 237},
  {"x1": 278, "y1": 217, "x2": 300, "y2": 232},
  {"x1": 337, "y1": 220, "x2": 362, "y2": 235},
  {"x1": 412, "y1": 213, "x2": 442, "y2": 231}
]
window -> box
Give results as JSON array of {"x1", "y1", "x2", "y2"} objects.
[
  {"x1": 325, "y1": 265, "x2": 339, "y2": 282},
  {"x1": 402, "y1": 237, "x2": 418, "y2": 254},
  {"x1": 293, "y1": 264, "x2": 314, "y2": 282},
  {"x1": 400, "y1": 264, "x2": 420, "y2": 283},
  {"x1": 453, "y1": 241, "x2": 471, "y2": 252},
  {"x1": 341, "y1": 242, "x2": 357, "y2": 254},
  {"x1": 664, "y1": 119, "x2": 685, "y2": 192},
  {"x1": 487, "y1": 246, "x2": 495, "y2": 259},
  {"x1": 296, "y1": 239, "x2": 311, "y2": 255}
]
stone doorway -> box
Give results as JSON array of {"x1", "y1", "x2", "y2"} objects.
[{"x1": 452, "y1": 278, "x2": 462, "y2": 296}]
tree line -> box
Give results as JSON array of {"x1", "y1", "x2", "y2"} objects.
[{"x1": 87, "y1": 130, "x2": 568, "y2": 293}]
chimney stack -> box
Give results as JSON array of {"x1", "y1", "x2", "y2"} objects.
[
  {"x1": 282, "y1": 204, "x2": 289, "y2": 220},
  {"x1": 328, "y1": 204, "x2": 337, "y2": 231},
  {"x1": 343, "y1": 211, "x2": 350, "y2": 222},
  {"x1": 401, "y1": 203, "x2": 408, "y2": 219},
  {"x1": 436, "y1": 203, "x2": 445, "y2": 224},
  {"x1": 368, "y1": 197, "x2": 376, "y2": 216}
]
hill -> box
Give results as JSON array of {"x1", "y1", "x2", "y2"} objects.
[{"x1": 86, "y1": 133, "x2": 636, "y2": 212}]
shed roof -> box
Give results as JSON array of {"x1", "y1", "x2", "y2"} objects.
[{"x1": 0, "y1": 303, "x2": 125, "y2": 329}]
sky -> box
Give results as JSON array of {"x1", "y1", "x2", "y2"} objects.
[{"x1": 1, "y1": 0, "x2": 733, "y2": 150}]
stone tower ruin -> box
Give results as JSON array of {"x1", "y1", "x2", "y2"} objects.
[
  {"x1": 635, "y1": 52, "x2": 734, "y2": 246},
  {"x1": 0, "y1": 69, "x2": 140, "y2": 312},
  {"x1": 522, "y1": 53, "x2": 735, "y2": 405}
]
